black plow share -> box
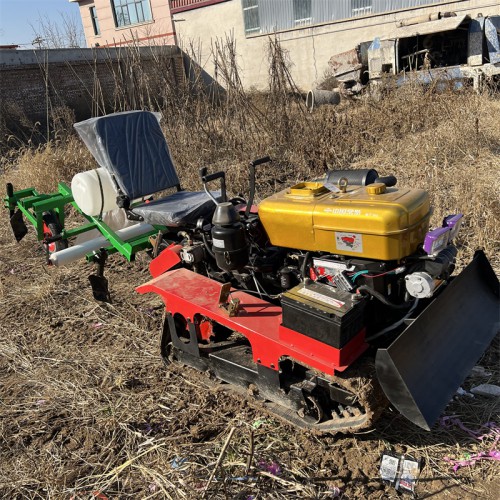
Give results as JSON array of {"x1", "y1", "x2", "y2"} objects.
[{"x1": 376, "y1": 250, "x2": 499, "y2": 430}]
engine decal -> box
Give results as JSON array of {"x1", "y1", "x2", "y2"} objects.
[
  {"x1": 298, "y1": 287, "x2": 345, "y2": 308},
  {"x1": 212, "y1": 238, "x2": 225, "y2": 248},
  {"x1": 335, "y1": 232, "x2": 363, "y2": 253}
]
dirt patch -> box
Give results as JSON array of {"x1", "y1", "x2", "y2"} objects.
[{"x1": 0, "y1": 218, "x2": 498, "y2": 499}]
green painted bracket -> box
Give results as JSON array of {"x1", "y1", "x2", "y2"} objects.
[
  {"x1": 4, "y1": 185, "x2": 72, "y2": 240},
  {"x1": 5, "y1": 181, "x2": 165, "y2": 263}
]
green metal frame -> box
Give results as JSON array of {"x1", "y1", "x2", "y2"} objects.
[{"x1": 4, "y1": 182, "x2": 164, "y2": 262}]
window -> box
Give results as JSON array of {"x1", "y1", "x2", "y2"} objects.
[
  {"x1": 242, "y1": 0, "x2": 260, "y2": 34},
  {"x1": 293, "y1": 0, "x2": 312, "y2": 26},
  {"x1": 351, "y1": 0, "x2": 373, "y2": 17},
  {"x1": 90, "y1": 6, "x2": 100, "y2": 36},
  {"x1": 111, "y1": 0, "x2": 152, "y2": 28}
]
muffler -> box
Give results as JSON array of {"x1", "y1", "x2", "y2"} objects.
[{"x1": 376, "y1": 250, "x2": 499, "y2": 430}]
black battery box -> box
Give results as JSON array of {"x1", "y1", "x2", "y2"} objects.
[{"x1": 281, "y1": 281, "x2": 366, "y2": 349}]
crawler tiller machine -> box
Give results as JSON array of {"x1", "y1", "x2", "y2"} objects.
[{"x1": 5, "y1": 111, "x2": 499, "y2": 433}]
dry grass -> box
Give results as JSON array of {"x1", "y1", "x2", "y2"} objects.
[{"x1": 1, "y1": 40, "x2": 499, "y2": 498}]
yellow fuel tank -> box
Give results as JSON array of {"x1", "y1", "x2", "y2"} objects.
[{"x1": 258, "y1": 182, "x2": 431, "y2": 261}]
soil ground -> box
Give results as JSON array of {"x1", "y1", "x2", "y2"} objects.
[{"x1": 0, "y1": 216, "x2": 498, "y2": 499}]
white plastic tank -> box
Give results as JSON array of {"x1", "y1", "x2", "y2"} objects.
[{"x1": 71, "y1": 168, "x2": 119, "y2": 216}]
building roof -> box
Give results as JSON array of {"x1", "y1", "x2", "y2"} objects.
[{"x1": 385, "y1": 15, "x2": 469, "y2": 39}]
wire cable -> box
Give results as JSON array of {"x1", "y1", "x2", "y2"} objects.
[
  {"x1": 366, "y1": 299, "x2": 419, "y2": 342},
  {"x1": 357, "y1": 285, "x2": 414, "y2": 310}
]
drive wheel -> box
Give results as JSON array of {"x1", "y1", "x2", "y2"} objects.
[
  {"x1": 304, "y1": 395, "x2": 325, "y2": 424},
  {"x1": 42, "y1": 211, "x2": 68, "y2": 254}
]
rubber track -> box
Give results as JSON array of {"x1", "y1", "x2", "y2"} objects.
[{"x1": 164, "y1": 356, "x2": 387, "y2": 435}]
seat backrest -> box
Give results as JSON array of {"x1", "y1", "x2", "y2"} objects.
[{"x1": 74, "y1": 111, "x2": 180, "y2": 199}]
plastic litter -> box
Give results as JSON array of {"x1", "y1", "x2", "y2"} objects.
[
  {"x1": 439, "y1": 416, "x2": 500, "y2": 442},
  {"x1": 440, "y1": 416, "x2": 500, "y2": 471},
  {"x1": 444, "y1": 450, "x2": 500, "y2": 472},
  {"x1": 455, "y1": 386, "x2": 474, "y2": 398},
  {"x1": 257, "y1": 460, "x2": 282, "y2": 476},
  {"x1": 470, "y1": 384, "x2": 500, "y2": 398},
  {"x1": 379, "y1": 451, "x2": 421, "y2": 494},
  {"x1": 171, "y1": 456, "x2": 188, "y2": 469},
  {"x1": 252, "y1": 418, "x2": 270, "y2": 429},
  {"x1": 470, "y1": 365, "x2": 493, "y2": 378},
  {"x1": 329, "y1": 486, "x2": 342, "y2": 497}
]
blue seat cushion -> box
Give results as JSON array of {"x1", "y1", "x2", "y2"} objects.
[{"x1": 133, "y1": 191, "x2": 217, "y2": 226}]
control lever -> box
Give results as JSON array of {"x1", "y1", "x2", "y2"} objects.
[
  {"x1": 199, "y1": 167, "x2": 227, "y2": 205},
  {"x1": 374, "y1": 175, "x2": 397, "y2": 187},
  {"x1": 246, "y1": 156, "x2": 271, "y2": 218}
]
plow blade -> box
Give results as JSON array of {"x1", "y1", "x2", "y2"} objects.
[
  {"x1": 376, "y1": 251, "x2": 499, "y2": 431},
  {"x1": 10, "y1": 210, "x2": 28, "y2": 242}
]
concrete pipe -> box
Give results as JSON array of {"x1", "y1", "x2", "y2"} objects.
[{"x1": 306, "y1": 89, "x2": 341, "y2": 112}]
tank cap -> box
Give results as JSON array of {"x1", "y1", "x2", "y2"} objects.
[{"x1": 366, "y1": 183, "x2": 386, "y2": 195}]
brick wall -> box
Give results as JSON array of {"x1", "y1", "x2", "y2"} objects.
[{"x1": 0, "y1": 46, "x2": 186, "y2": 139}]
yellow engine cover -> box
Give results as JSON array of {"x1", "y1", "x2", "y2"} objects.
[{"x1": 258, "y1": 182, "x2": 431, "y2": 260}]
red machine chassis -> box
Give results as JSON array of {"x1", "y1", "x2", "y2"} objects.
[{"x1": 137, "y1": 267, "x2": 368, "y2": 375}]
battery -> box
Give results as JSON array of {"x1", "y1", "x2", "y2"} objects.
[{"x1": 281, "y1": 281, "x2": 365, "y2": 348}]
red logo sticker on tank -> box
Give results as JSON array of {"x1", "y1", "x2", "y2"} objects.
[{"x1": 335, "y1": 232, "x2": 363, "y2": 253}]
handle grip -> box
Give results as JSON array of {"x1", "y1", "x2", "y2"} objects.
[
  {"x1": 199, "y1": 167, "x2": 226, "y2": 203},
  {"x1": 250, "y1": 156, "x2": 271, "y2": 167},
  {"x1": 375, "y1": 175, "x2": 397, "y2": 187},
  {"x1": 246, "y1": 156, "x2": 271, "y2": 218},
  {"x1": 201, "y1": 170, "x2": 226, "y2": 184}
]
